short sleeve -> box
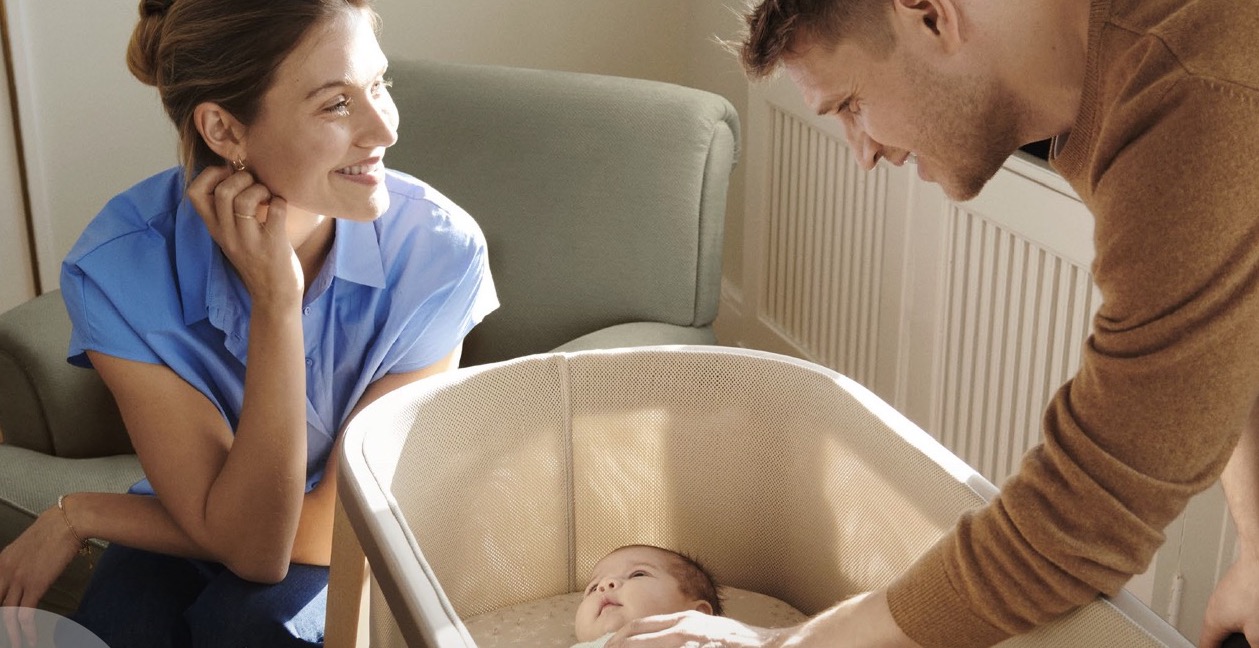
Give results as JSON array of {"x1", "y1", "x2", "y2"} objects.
[
  {"x1": 389, "y1": 235, "x2": 498, "y2": 373},
  {"x1": 62, "y1": 255, "x2": 164, "y2": 369}
]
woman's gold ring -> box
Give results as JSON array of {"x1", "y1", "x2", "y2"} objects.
[{"x1": 233, "y1": 213, "x2": 256, "y2": 220}]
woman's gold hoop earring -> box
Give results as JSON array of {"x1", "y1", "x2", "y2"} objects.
[{"x1": 231, "y1": 157, "x2": 247, "y2": 172}]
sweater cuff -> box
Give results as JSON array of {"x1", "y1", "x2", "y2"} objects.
[{"x1": 887, "y1": 538, "x2": 1009, "y2": 648}]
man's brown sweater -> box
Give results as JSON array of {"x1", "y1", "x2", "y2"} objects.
[{"x1": 887, "y1": 0, "x2": 1259, "y2": 644}]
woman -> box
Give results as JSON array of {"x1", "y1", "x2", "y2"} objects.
[{"x1": 0, "y1": 0, "x2": 497, "y2": 645}]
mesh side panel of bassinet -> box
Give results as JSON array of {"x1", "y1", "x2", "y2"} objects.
[
  {"x1": 383, "y1": 355, "x2": 576, "y2": 618},
  {"x1": 376, "y1": 348, "x2": 989, "y2": 618},
  {"x1": 564, "y1": 349, "x2": 988, "y2": 616}
]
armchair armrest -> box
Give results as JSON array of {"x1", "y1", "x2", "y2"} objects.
[{"x1": 0, "y1": 290, "x2": 130, "y2": 457}]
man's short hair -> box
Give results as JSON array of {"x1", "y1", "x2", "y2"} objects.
[{"x1": 738, "y1": 0, "x2": 896, "y2": 79}]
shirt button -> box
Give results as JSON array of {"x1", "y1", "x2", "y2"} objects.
[
  {"x1": 306, "y1": 357, "x2": 314, "y2": 367},
  {"x1": 302, "y1": 306, "x2": 311, "y2": 316}
]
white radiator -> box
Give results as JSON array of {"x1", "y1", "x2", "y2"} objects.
[
  {"x1": 759, "y1": 107, "x2": 1098, "y2": 487},
  {"x1": 933, "y1": 205, "x2": 1097, "y2": 485},
  {"x1": 762, "y1": 107, "x2": 887, "y2": 390}
]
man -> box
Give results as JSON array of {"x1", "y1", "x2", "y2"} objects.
[{"x1": 607, "y1": 0, "x2": 1259, "y2": 646}]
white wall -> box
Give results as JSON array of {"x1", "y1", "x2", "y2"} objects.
[
  {"x1": 682, "y1": 1, "x2": 750, "y2": 314},
  {"x1": 0, "y1": 45, "x2": 35, "y2": 313},
  {"x1": 6, "y1": 1, "x2": 177, "y2": 291},
  {"x1": 9, "y1": 1, "x2": 748, "y2": 296},
  {"x1": 376, "y1": 1, "x2": 689, "y2": 84}
]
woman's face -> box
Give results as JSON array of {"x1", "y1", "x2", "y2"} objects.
[{"x1": 242, "y1": 7, "x2": 398, "y2": 222}]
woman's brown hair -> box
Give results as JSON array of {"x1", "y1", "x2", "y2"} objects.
[{"x1": 126, "y1": 0, "x2": 379, "y2": 178}]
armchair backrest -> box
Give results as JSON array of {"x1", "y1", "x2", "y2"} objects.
[{"x1": 384, "y1": 60, "x2": 739, "y2": 366}]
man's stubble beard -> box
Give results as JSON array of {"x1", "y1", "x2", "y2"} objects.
[{"x1": 906, "y1": 58, "x2": 1023, "y2": 202}]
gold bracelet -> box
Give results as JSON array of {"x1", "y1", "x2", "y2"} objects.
[{"x1": 57, "y1": 494, "x2": 92, "y2": 558}]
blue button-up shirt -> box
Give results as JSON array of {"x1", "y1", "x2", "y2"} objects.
[{"x1": 62, "y1": 167, "x2": 498, "y2": 493}]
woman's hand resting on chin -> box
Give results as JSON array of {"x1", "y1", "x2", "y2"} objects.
[{"x1": 188, "y1": 165, "x2": 302, "y2": 308}]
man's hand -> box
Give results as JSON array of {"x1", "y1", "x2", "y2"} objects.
[
  {"x1": 1205, "y1": 397, "x2": 1259, "y2": 648},
  {"x1": 1200, "y1": 551, "x2": 1259, "y2": 647}
]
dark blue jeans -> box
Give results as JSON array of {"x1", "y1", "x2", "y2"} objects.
[{"x1": 66, "y1": 544, "x2": 327, "y2": 648}]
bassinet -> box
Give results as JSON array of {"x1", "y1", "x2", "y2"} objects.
[{"x1": 327, "y1": 346, "x2": 1191, "y2": 647}]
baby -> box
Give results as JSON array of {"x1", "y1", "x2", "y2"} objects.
[{"x1": 573, "y1": 544, "x2": 723, "y2": 648}]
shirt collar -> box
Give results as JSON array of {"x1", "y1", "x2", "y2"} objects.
[
  {"x1": 330, "y1": 217, "x2": 387, "y2": 289},
  {"x1": 174, "y1": 201, "x2": 387, "y2": 326},
  {"x1": 174, "y1": 196, "x2": 213, "y2": 326}
]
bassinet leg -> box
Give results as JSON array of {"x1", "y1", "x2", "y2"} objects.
[{"x1": 326, "y1": 497, "x2": 370, "y2": 648}]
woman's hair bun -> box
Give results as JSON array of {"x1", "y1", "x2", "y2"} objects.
[
  {"x1": 127, "y1": 0, "x2": 172, "y2": 86},
  {"x1": 141, "y1": 0, "x2": 174, "y2": 18}
]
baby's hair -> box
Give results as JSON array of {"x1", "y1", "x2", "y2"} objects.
[{"x1": 618, "y1": 544, "x2": 724, "y2": 616}]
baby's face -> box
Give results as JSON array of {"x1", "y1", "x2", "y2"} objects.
[{"x1": 574, "y1": 546, "x2": 708, "y2": 642}]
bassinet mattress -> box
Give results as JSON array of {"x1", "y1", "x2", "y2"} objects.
[{"x1": 463, "y1": 587, "x2": 808, "y2": 647}]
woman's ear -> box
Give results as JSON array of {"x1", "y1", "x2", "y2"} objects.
[
  {"x1": 892, "y1": 0, "x2": 963, "y2": 54},
  {"x1": 693, "y1": 600, "x2": 714, "y2": 615},
  {"x1": 192, "y1": 102, "x2": 247, "y2": 165}
]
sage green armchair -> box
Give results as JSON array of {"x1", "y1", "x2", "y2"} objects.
[{"x1": 0, "y1": 59, "x2": 739, "y2": 614}]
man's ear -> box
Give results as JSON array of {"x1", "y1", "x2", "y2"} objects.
[
  {"x1": 192, "y1": 102, "x2": 247, "y2": 164},
  {"x1": 693, "y1": 600, "x2": 714, "y2": 615},
  {"x1": 891, "y1": 0, "x2": 963, "y2": 54}
]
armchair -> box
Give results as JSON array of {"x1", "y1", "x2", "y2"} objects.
[{"x1": 0, "y1": 59, "x2": 738, "y2": 614}]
